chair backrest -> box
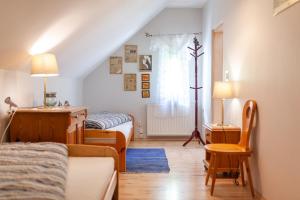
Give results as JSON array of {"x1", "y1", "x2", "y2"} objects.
[{"x1": 238, "y1": 100, "x2": 257, "y2": 150}]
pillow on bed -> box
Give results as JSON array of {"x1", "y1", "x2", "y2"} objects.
[{"x1": 86, "y1": 111, "x2": 132, "y2": 129}]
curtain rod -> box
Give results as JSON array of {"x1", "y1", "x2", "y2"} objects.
[{"x1": 145, "y1": 32, "x2": 202, "y2": 38}]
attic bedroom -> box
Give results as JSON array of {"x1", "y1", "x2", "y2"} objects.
[{"x1": 0, "y1": 0, "x2": 300, "y2": 200}]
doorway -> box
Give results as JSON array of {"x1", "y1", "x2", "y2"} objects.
[{"x1": 212, "y1": 25, "x2": 224, "y2": 123}]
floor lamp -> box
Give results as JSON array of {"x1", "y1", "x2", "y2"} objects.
[
  {"x1": 213, "y1": 81, "x2": 233, "y2": 126},
  {"x1": 31, "y1": 53, "x2": 59, "y2": 107}
]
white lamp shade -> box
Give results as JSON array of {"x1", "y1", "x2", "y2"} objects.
[
  {"x1": 213, "y1": 81, "x2": 233, "y2": 99},
  {"x1": 31, "y1": 53, "x2": 59, "y2": 77}
]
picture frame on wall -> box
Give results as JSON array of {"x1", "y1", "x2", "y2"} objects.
[
  {"x1": 274, "y1": 0, "x2": 300, "y2": 15},
  {"x1": 139, "y1": 55, "x2": 152, "y2": 71},
  {"x1": 109, "y1": 56, "x2": 122, "y2": 74},
  {"x1": 142, "y1": 82, "x2": 150, "y2": 89},
  {"x1": 141, "y1": 73, "x2": 150, "y2": 82},
  {"x1": 124, "y1": 74, "x2": 137, "y2": 91},
  {"x1": 125, "y1": 45, "x2": 138, "y2": 63},
  {"x1": 142, "y1": 90, "x2": 150, "y2": 98}
]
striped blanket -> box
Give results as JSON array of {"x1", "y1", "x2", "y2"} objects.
[
  {"x1": 86, "y1": 111, "x2": 132, "y2": 129},
  {"x1": 0, "y1": 142, "x2": 68, "y2": 200}
]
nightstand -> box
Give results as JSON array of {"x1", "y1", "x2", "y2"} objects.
[
  {"x1": 203, "y1": 124, "x2": 241, "y2": 170},
  {"x1": 10, "y1": 107, "x2": 87, "y2": 144}
]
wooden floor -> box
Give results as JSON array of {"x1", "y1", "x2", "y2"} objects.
[{"x1": 119, "y1": 140, "x2": 261, "y2": 200}]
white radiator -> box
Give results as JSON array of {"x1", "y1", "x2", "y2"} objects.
[{"x1": 146, "y1": 104, "x2": 194, "y2": 136}]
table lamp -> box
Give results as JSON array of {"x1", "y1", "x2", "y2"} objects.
[
  {"x1": 213, "y1": 81, "x2": 233, "y2": 126},
  {"x1": 31, "y1": 53, "x2": 59, "y2": 106}
]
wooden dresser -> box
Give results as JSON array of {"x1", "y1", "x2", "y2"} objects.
[
  {"x1": 203, "y1": 124, "x2": 241, "y2": 170},
  {"x1": 10, "y1": 107, "x2": 87, "y2": 144}
]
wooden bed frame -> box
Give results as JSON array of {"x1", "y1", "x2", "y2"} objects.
[
  {"x1": 83, "y1": 114, "x2": 135, "y2": 172},
  {"x1": 67, "y1": 145, "x2": 119, "y2": 200}
]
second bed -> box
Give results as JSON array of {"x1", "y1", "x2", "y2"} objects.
[{"x1": 84, "y1": 112, "x2": 134, "y2": 172}]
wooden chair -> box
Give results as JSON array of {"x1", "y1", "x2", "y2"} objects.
[{"x1": 204, "y1": 100, "x2": 257, "y2": 197}]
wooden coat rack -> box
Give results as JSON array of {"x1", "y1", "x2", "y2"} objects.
[{"x1": 183, "y1": 37, "x2": 205, "y2": 146}]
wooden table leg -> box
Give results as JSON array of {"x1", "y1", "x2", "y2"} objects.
[
  {"x1": 205, "y1": 153, "x2": 215, "y2": 186},
  {"x1": 211, "y1": 153, "x2": 218, "y2": 195}
]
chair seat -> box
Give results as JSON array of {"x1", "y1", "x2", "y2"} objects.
[{"x1": 204, "y1": 144, "x2": 251, "y2": 155}]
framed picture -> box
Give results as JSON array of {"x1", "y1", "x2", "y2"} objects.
[
  {"x1": 124, "y1": 74, "x2": 136, "y2": 91},
  {"x1": 142, "y1": 90, "x2": 150, "y2": 98},
  {"x1": 125, "y1": 45, "x2": 138, "y2": 63},
  {"x1": 110, "y1": 56, "x2": 122, "y2": 74},
  {"x1": 274, "y1": 0, "x2": 300, "y2": 15},
  {"x1": 141, "y1": 74, "x2": 150, "y2": 82},
  {"x1": 139, "y1": 55, "x2": 152, "y2": 71},
  {"x1": 142, "y1": 82, "x2": 150, "y2": 89}
]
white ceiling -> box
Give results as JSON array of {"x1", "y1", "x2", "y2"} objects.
[
  {"x1": 0, "y1": 0, "x2": 205, "y2": 78},
  {"x1": 167, "y1": 0, "x2": 207, "y2": 8}
]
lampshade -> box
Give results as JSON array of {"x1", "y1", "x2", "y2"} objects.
[
  {"x1": 213, "y1": 81, "x2": 233, "y2": 99},
  {"x1": 31, "y1": 53, "x2": 59, "y2": 77}
]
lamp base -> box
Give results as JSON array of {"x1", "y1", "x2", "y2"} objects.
[
  {"x1": 43, "y1": 77, "x2": 47, "y2": 107},
  {"x1": 215, "y1": 123, "x2": 230, "y2": 127}
]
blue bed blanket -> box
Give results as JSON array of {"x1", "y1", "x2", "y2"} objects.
[{"x1": 85, "y1": 111, "x2": 132, "y2": 129}]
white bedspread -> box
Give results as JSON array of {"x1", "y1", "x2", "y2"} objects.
[{"x1": 65, "y1": 157, "x2": 115, "y2": 200}]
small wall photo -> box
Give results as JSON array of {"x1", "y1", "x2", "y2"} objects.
[
  {"x1": 110, "y1": 56, "x2": 122, "y2": 74},
  {"x1": 141, "y1": 74, "x2": 150, "y2": 81},
  {"x1": 124, "y1": 74, "x2": 137, "y2": 91},
  {"x1": 125, "y1": 45, "x2": 138, "y2": 63},
  {"x1": 139, "y1": 55, "x2": 152, "y2": 71},
  {"x1": 142, "y1": 90, "x2": 150, "y2": 98},
  {"x1": 142, "y1": 82, "x2": 150, "y2": 89}
]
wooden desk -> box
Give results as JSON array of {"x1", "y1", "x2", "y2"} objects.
[
  {"x1": 10, "y1": 107, "x2": 87, "y2": 144},
  {"x1": 203, "y1": 124, "x2": 241, "y2": 170}
]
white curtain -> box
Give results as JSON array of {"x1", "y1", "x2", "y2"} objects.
[{"x1": 150, "y1": 34, "x2": 193, "y2": 116}]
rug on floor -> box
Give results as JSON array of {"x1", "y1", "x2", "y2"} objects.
[{"x1": 126, "y1": 148, "x2": 170, "y2": 173}]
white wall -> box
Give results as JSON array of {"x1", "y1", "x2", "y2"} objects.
[
  {"x1": 0, "y1": 69, "x2": 33, "y2": 141},
  {"x1": 83, "y1": 8, "x2": 202, "y2": 135},
  {"x1": 202, "y1": 0, "x2": 300, "y2": 199},
  {"x1": 33, "y1": 77, "x2": 83, "y2": 106}
]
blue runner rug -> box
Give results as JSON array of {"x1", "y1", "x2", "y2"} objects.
[{"x1": 126, "y1": 148, "x2": 170, "y2": 173}]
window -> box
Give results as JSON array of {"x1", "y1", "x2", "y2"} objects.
[{"x1": 150, "y1": 35, "x2": 193, "y2": 116}]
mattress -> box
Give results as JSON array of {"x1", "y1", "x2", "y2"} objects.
[
  {"x1": 86, "y1": 112, "x2": 132, "y2": 129},
  {"x1": 84, "y1": 121, "x2": 133, "y2": 144},
  {"x1": 65, "y1": 157, "x2": 116, "y2": 200}
]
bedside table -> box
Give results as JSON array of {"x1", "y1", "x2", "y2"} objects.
[
  {"x1": 10, "y1": 107, "x2": 87, "y2": 144},
  {"x1": 203, "y1": 124, "x2": 241, "y2": 170}
]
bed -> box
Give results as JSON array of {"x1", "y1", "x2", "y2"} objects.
[
  {"x1": 84, "y1": 112, "x2": 135, "y2": 172},
  {"x1": 0, "y1": 143, "x2": 119, "y2": 200},
  {"x1": 67, "y1": 144, "x2": 119, "y2": 200}
]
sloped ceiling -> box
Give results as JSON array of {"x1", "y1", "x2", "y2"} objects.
[{"x1": 0, "y1": 0, "x2": 205, "y2": 78}]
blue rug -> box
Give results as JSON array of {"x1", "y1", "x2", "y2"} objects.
[{"x1": 126, "y1": 148, "x2": 170, "y2": 173}]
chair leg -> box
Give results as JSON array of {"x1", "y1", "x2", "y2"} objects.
[
  {"x1": 205, "y1": 153, "x2": 215, "y2": 186},
  {"x1": 239, "y1": 157, "x2": 245, "y2": 186},
  {"x1": 211, "y1": 153, "x2": 218, "y2": 196},
  {"x1": 245, "y1": 157, "x2": 255, "y2": 197}
]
